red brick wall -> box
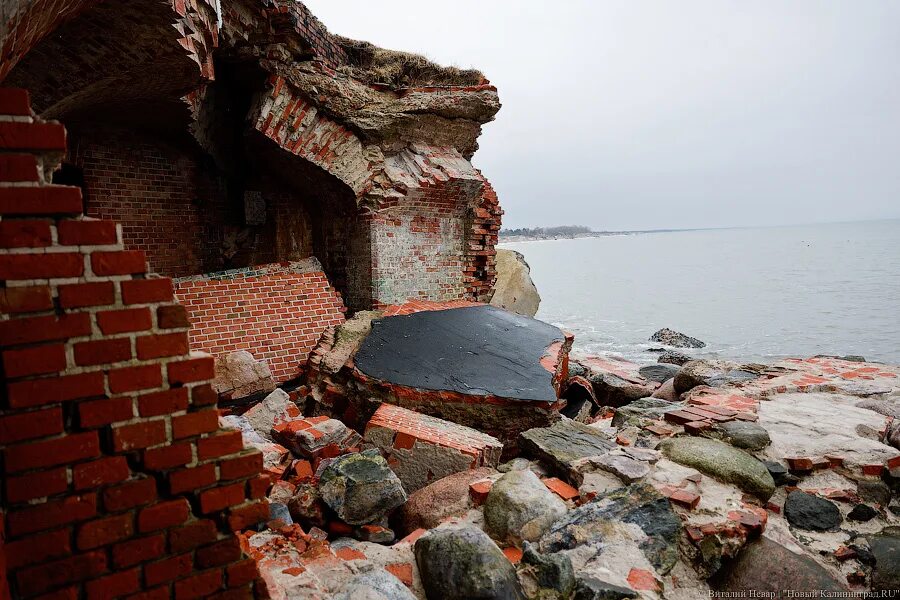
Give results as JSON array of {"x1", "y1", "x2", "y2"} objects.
[
  {"x1": 0, "y1": 89, "x2": 266, "y2": 599},
  {"x1": 174, "y1": 261, "x2": 347, "y2": 383}
]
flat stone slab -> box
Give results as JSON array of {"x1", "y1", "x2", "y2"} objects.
[
  {"x1": 355, "y1": 305, "x2": 565, "y2": 402},
  {"x1": 519, "y1": 419, "x2": 616, "y2": 476}
]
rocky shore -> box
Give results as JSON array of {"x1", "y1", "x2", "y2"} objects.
[{"x1": 213, "y1": 322, "x2": 900, "y2": 599}]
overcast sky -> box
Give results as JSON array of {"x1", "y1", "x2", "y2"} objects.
[{"x1": 305, "y1": 1, "x2": 900, "y2": 230}]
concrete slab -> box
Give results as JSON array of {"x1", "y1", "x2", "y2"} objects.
[{"x1": 354, "y1": 304, "x2": 565, "y2": 402}]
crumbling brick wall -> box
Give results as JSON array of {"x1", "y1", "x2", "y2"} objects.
[
  {"x1": 174, "y1": 261, "x2": 347, "y2": 383},
  {"x1": 0, "y1": 89, "x2": 266, "y2": 599}
]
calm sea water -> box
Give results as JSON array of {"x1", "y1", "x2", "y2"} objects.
[{"x1": 502, "y1": 219, "x2": 900, "y2": 365}]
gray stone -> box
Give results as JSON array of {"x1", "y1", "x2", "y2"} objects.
[
  {"x1": 489, "y1": 249, "x2": 541, "y2": 318},
  {"x1": 638, "y1": 364, "x2": 680, "y2": 383},
  {"x1": 273, "y1": 417, "x2": 361, "y2": 459},
  {"x1": 401, "y1": 467, "x2": 495, "y2": 533},
  {"x1": 673, "y1": 360, "x2": 759, "y2": 394},
  {"x1": 649, "y1": 328, "x2": 705, "y2": 348},
  {"x1": 659, "y1": 436, "x2": 775, "y2": 500},
  {"x1": 658, "y1": 350, "x2": 692, "y2": 366},
  {"x1": 762, "y1": 461, "x2": 791, "y2": 486},
  {"x1": 519, "y1": 419, "x2": 615, "y2": 477},
  {"x1": 589, "y1": 373, "x2": 655, "y2": 407},
  {"x1": 868, "y1": 529, "x2": 900, "y2": 591},
  {"x1": 847, "y1": 504, "x2": 878, "y2": 522},
  {"x1": 319, "y1": 450, "x2": 408, "y2": 525},
  {"x1": 568, "y1": 361, "x2": 588, "y2": 378},
  {"x1": 714, "y1": 420, "x2": 771, "y2": 451},
  {"x1": 243, "y1": 388, "x2": 297, "y2": 441},
  {"x1": 856, "y1": 398, "x2": 900, "y2": 419},
  {"x1": 584, "y1": 453, "x2": 650, "y2": 483},
  {"x1": 710, "y1": 537, "x2": 847, "y2": 593},
  {"x1": 333, "y1": 567, "x2": 418, "y2": 600},
  {"x1": 610, "y1": 398, "x2": 678, "y2": 428},
  {"x1": 539, "y1": 483, "x2": 680, "y2": 574},
  {"x1": 858, "y1": 480, "x2": 892, "y2": 507},
  {"x1": 519, "y1": 542, "x2": 575, "y2": 598},
  {"x1": 650, "y1": 378, "x2": 678, "y2": 401},
  {"x1": 414, "y1": 526, "x2": 523, "y2": 600},
  {"x1": 269, "y1": 502, "x2": 293, "y2": 526},
  {"x1": 572, "y1": 578, "x2": 637, "y2": 600},
  {"x1": 484, "y1": 469, "x2": 567, "y2": 545},
  {"x1": 287, "y1": 482, "x2": 325, "y2": 528},
  {"x1": 784, "y1": 491, "x2": 842, "y2": 531},
  {"x1": 212, "y1": 350, "x2": 276, "y2": 399}
]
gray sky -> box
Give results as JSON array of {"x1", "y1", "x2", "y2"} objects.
[{"x1": 305, "y1": 1, "x2": 900, "y2": 230}]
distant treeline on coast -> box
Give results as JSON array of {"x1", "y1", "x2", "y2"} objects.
[{"x1": 500, "y1": 225, "x2": 593, "y2": 239}]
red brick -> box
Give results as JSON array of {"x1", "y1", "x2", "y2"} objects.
[
  {"x1": 79, "y1": 396, "x2": 134, "y2": 428},
  {"x1": 196, "y1": 537, "x2": 242, "y2": 568},
  {"x1": 191, "y1": 383, "x2": 217, "y2": 406},
  {"x1": 77, "y1": 512, "x2": 134, "y2": 550},
  {"x1": 0, "y1": 251, "x2": 83, "y2": 279},
  {"x1": 15, "y1": 551, "x2": 106, "y2": 597},
  {"x1": 172, "y1": 409, "x2": 218, "y2": 440},
  {"x1": 469, "y1": 480, "x2": 492, "y2": 506},
  {"x1": 385, "y1": 562, "x2": 413, "y2": 587},
  {"x1": 58, "y1": 281, "x2": 115, "y2": 308},
  {"x1": 0, "y1": 406, "x2": 62, "y2": 444},
  {"x1": 226, "y1": 559, "x2": 259, "y2": 588},
  {"x1": 58, "y1": 220, "x2": 118, "y2": 246},
  {"x1": 158, "y1": 304, "x2": 190, "y2": 329},
  {"x1": 5, "y1": 528, "x2": 72, "y2": 570},
  {"x1": 169, "y1": 463, "x2": 217, "y2": 494},
  {"x1": 0, "y1": 88, "x2": 31, "y2": 115},
  {"x1": 6, "y1": 467, "x2": 69, "y2": 503},
  {"x1": 627, "y1": 568, "x2": 660, "y2": 592},
  {"x1": 108, "y1": 363, "x2": 162, "y2": 393},
  {"x1": 112, "y1": 533, "x2": 166, "y2": 568},
  {"x1": 0, "y1": 121, "x2": 66, "y2": 150},
  {"x1": 7, "y1": 370, "x2": 105, "y2": 408},
  {"x1": 668, "y1": 488, "x2": 701, "y2": 510},
  {"x1": 7, "y1": 493, "x2": 97, "y2": 537},
  {"x1": 137, "y1": 331, "x2": 189, "y2": 359},
  {"x1": 174, "y1": 569, "x2": 223, "y2": 599},
  {"x1": 220, "y1": 452, "x2": 263, "y2": 481},
  {"x1": 125, "y1": 588, "x2": 170, "y2": 600},
  {"x1": 138, "y1": 499, "x2": 190, "y2": 532},
  {"x1": 91, "y1": 250, "x2": 146, "y2": 276},
  {"x1": 4, "y1": 431, "x2": 100, "y2": 473},
  {"x1": 0, "y1": 312, "x2": 91, "y2": 346},
  {"x1": 0, "y1": 153, "x2": 39, "y2": 182},
  {"x1": 2, "y1": 342, "x2": 67, "y2": 377},
  {"x1": 226, "y1": 501, "x2": 268, "y2": 531},
  {"x1": 144, "y1": 441, "x2": 193, "y2": 470},
  {"x1": 144, "y1": 553, "x2": 193, "y2": 586},
  {"x1": 0, "y1": 185, "x2": 82, "y2": 216},
  {"x1": 168, "y1": 355, "x2": 215, "y2": 384},
  {"x1": 0, "y1": 285, "x2": 53, "y2": 313},
  {"x1": 138, "y1": 387, "x2": 189, "y2": 417},
  {"x1": 0, "y1": 219, "x2": 51, "y2": 247},
  {"x1": 121, "y1": 278, "x2": 174, "y2": 304},
  {"x1": 84, "y1": 568, "x2": 140, "y2": 600},
  {"x1": 74, "y1": 337, "x2": 132, "y2": 366},
  {"x1": 198, "y1": 431, "x2": 243, "y2": 460},
  {"x1": 103, "y1": 477, "x2": 157, "y2": 512},
  {"x1": 248, "y1": 474, "x2": 272, "y2": 499},
  {"x1": 112, "y1": 419, "x2": 167, "y2": 451},
  {"x1": 200, "y1": 482, "x2": 246, "y2": 514},
  {"x1": 786, "y1": 457, "x2": 814, "y2": 472},
  {"x1": 97, "y1": 307, "x2": 152, "y2": 334},
  {"x1": 74, "y1": 456, "x2": 130, "y2": 490},
  {"x1": 542, "y1": 477, "x2": 579, "y2": 500},
  {"x1": 169, "y1": 519, "x2": 217, "y2": 553}
]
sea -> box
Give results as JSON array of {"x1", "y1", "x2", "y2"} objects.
[{"x1": 500, "y1": 219, "x2": 900, "y2": 366}]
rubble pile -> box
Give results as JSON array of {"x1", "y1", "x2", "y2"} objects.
[{"x1": 217, "y1": 321, "x2": 900, "y2": 599}]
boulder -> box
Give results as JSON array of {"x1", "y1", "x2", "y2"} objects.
[
  {"x1": 539, "y1": 483, "x2": 680, "y2": 574},
  {"x1": 489, "y1": 249, "x2": 541, "y2": 318},
  {"x1": 319, "y1": 450, "x2": 408, "y2": 525},
  {"x1": 673, "y1": 360, "x2": 757, "y2": 394},
  {"x1": 648, "y1": 328, "x2": 705, "y2": 348},
  {"x1": 783, "y1": 491, "x2": 842, "y2": 531},
  {"x1": 484, "y1": 469, "x2": 567, "y2": 545},
  {"x1": 414, "y1": 526, "x2": 523, "y2": 600},
  {"x1": 610, "y1": 398, "x2": 677, "y2": 428},
  {"x1": 713, "y1": 420, "x2": 771, "y2": 451},
  {"x1": 519, "y1": 419, "x2": 615, "y2": 477},
  {"x1": 650, "y1": 378, "x2": 678, "y2": 401},
  {"x1": 657, "y1": 350, "x2": 692, "y2": 366},
  {"x1": 212, "y1": 350, "x2": 276, "y2": 400},
  {"x1": 709, "y1": 536, "x2": 847, "y2": 593},
  {"x1": 517, "y1": 543, "x2": 575, "y2": 599},
  {"x1": 243, "y1": 389, "x2": 300, "y2": 440},
  {"x1": 659, "y1": 437, "x2": 775, "y2": 500},
  {"x1": 333, "y1": 567, "x2": 417, "y2": 600},
  {"x1": 401, "y1": 467, "x2": 496, "y2": 532},
  {"x1": 868, "y1": 529, "x2": 900, "y2": 591},
  {"x1": 579, "y1": 356, "x2": 659, "y2": 406},
  {"x1": 572, "y1": 578, "x2": 637, "y2": 600},
  {"x1": 638, "y1": 364, "x2": 680, "y2": 384}
]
